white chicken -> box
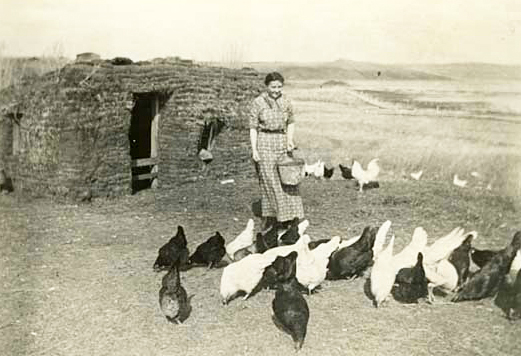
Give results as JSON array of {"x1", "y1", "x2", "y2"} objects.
[
  {"x1": 225, "y1": 219, "x2": 255, "y2": 260},
  {"x1": 410, "y1": 170, "x2": 423, "y2": 180},
  {"x1": 304, "y1": 160, "x2": 320, "y2": 177},
  {"x1": 263, "y1": 234, "x2": 307, "y2": 260},
  {"x1": 313, "y1": 160, "x2": 325, "y2": 179},
  {"x1": 423, "y1": 259, "x2": 459, "y2": 303},
  {"x1": 296, "y1": 235, "x2": 340, "y2": 293},
  {"x1": 373, "y1": 220, "x2": 392, "y2": 260},
  {"x1": 511, "y1": 249, "x2": 521, "y2": 274},
  {"x1": 312, "y1": 236, "x2": 341, "y2": 259},
  {"x1": 338, "y1": 234, "x2": 362, "y2": 249},
  {"x1": 422, "y1": 229, "x2": 478, "y2": 303},
  {"x1": 391, "y1": 227, "x2": 428, "y2": 271},
  {"x1": 220, "y1": 253, "x2": 277, "y2": 304},
  {"x1": 453, "y1": 174, "x2": 467, "y2": 188},
  {"x1": 370, "y1": 234, "x2": 396, "y2": 307},
  {"x1": 352, "y1": 158, "x2": 380, "y2": 192},
  {"x1": 298, "y1": 219, "x2": 310, "y2": 236},
  {"x1": 423, "y1": 228, "x2": 476, "y2": 265}
]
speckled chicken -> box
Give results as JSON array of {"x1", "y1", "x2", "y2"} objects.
[{"x1": 159, "y1": 261, "x2": 190, "y2": 324}]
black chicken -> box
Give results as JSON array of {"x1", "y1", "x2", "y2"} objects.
[
  {"x1": 323, "y1": 165, "x2": 334, "y2": 179},
  {"x1": 263, "y1": 225, "x2": 279, "y2": 250},
  {"x1": 308, "y1": 238, "x2": 333, "y2": 250},
  {"x1": 393, "y1": 252, "x2": 428, "y2": 303},
  {"x1": 495, "y1": 269, "x2": 521, "y2": 320},
  {"x1": 339, "y1": 164, "x2": 353, "y2": 180},
  {"x1": 453, "y1": 231, "x2": 521, "y2": 302},
  {"x1": 271, "y1": 251, "x2": 309, "y2": 351},
  {"x1": 0, "y1": 169, "x2": 14, "y2": 193},
  {"x1": 470, "y1": 248, "x2": 498, "y2": 269},
  {"x1": 189, "y1": 231, "x2": 226, "y2": 269},
  {"x1": 255, "y1": 232, "x2": 270, "y2": 254},
  {"x1": 278, "y1": 218, "x2": 300, "y2": 246},
  {"x1": 326, "y1": 226, "x2": 377, "y2": 280},
  {"x1": 153, "y1": 226, "x2": 190, "y2": 272},
  {"x1": 448, "y1": 234, "x2": 474, "y2": 287}
]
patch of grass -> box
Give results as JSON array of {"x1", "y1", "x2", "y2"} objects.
[{"x1": 286, "y1": 81, "x2": 521, "y2": 198}]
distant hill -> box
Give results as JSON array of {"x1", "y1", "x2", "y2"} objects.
[
  {"x1": 321, "y1": 80, "x2": 349, "y2": 87},
  {"x1": 245, "y1": 59, "x2": 521, "y2": 81},
  {"x1": 406, "y1": 62, "x2": 521, "y2": 81}
]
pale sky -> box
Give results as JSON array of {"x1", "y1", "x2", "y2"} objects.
[{"x1": 1, "y1": 0, "x2": 520, "y2": 64}]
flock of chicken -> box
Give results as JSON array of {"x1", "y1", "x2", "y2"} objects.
[
  {"x1": 305, "y1": 158, "x2": 380, "y2": 192},
  {"x1": 305, "y1": 157, "x2": 488, "y2": 191},
  {"x1": 152, "y1": 219, "x2": 521, "y2": 351}
]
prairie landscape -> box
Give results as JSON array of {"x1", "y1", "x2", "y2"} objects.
[{"x1": 1, "y1": 76, "x2": 521, "y2": 356}]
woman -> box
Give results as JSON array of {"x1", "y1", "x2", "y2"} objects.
[{"x1": 249, "y1": 72, "x2": 304, "y2": 231}]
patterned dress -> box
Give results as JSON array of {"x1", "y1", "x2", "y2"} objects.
[{"x1": 249, "y1": 92, "x2": 305, "y2": 222}]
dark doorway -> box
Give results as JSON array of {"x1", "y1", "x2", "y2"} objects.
[
  {"x1": 129, "y1": 93, "x2": 159, "y2": 193},
  {"x1": 130, "y1": 95, "x2": 152, "y2": 159}
]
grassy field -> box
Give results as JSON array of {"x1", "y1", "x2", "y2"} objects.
[
  {"x1": 1, "y1": 79, "x2": 521, "y2": 356},
  {"x1": 287, "y1": 80, "x2": 521, "y2": 198}
]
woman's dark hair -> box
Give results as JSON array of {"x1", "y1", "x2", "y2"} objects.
[{"x1": 264, "y1": 72, "x2": 285, "y2": 86}]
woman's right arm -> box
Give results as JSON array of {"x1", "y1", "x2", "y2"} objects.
[
  {"x1": 250, "y1": 128, "x2": 260, "y2": 162},
  {"x1": 249, "y1": 98, "x2": 261, "y2": 162}
]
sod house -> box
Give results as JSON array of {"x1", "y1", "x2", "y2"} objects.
[{"x1": 0, "y1": 56, "x2": 263, "y2": 199}]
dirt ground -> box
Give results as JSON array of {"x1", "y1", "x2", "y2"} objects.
[{"x1": 1, "y1": 176, "x2": 520, "y2": 356}]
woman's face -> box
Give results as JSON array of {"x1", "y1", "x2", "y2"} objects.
[{"x1": 266, "y1": 80, "x2": 283, "y2": 99}]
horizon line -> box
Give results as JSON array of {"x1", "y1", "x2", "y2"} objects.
[{"x1": 2, "y1": 55, "x2": 521, "y2": 67}]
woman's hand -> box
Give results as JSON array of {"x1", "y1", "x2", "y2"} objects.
[
  {"x1": 287, "y1": 140, "x2": 296, "y2": 152},
  {"x1": 252, "y1": 149, "x2": 260, "y2": 162},
  {"x1": 286, "y1": 123, "x2": 296, "y2": 152}
]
